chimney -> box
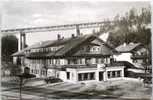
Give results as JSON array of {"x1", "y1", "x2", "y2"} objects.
[
  {"x1": 71, "y1": 34, "x2": 75, "y2": 38},
  {"x1": 57, "y1": 34, "x2": 61, "y2": 40}
]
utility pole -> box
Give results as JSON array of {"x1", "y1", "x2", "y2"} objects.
[
  {"x1": 19, "y1": 77, "x2": 23, "y2": 100},
  {"x1": 17, "y1": 67, "x2": 36, "y2": 100}
]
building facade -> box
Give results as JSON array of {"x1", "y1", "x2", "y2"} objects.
[
  {"x1": 115, "y1": 42, "x2": 149, "y2": 69},
  {"x1": 13, "y1": 34, "x2": 125, "y2": 82}
]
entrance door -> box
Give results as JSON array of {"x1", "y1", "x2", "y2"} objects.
[{"x1": 99, "y1": 72, "x2": 103, "y2": 81}]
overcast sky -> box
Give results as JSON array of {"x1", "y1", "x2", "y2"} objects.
[{"x1": 2, "y1": 1, "x2": 150, "y2": 46}]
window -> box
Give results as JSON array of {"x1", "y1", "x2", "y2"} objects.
[
  {"x1": 73, "y1": 59, "x2": 77, "y2": 64},
  {"x1": 42, "y1": 70, "x2": 46, "y2": 75},
  {"x1": 93, "y1": 47, "x2": 96, "y2": 51},
  {"x1": 68, "y1": 59, "x2": 70, "y2": 64},
  {"x1": 84, "y1": 73, "x2": 88, "y2": 80},
  {"x1": 57, "y1": 60, "x2": 60, "y2": 65},
  {"x1": 67, "y1": 72, "x2": 70, "y2": 79},
  {"x1": 112, "y1": 71, "x2": 115, "y2": 78},
  {"x1": 78, "y1": 72, "x2": 95, "y2": 81},
  {"x1": 41, "y1": 70, "x2": 45, "y2": 75},
  {"x1": 55, "y1": 59, "x2": 60, "y2": 65},
  {"x1": 101, "y1": 58, "x2": 104, "y2": 63},
  {"x1": 97, "y1": 47, "x2": 100, "y2": 51},
  {"x1": 90, "y1": 73, "x2": 95, "y2": 80},
  {"x1": 107, "y1": 71, "x2": 111, "y2": 78},
  {"x1": 107, "y1": 70, "x2": 122, "y2": 78},
  {"x1": 47, "y1": 59, "x2": 50, "y2": 65},
  {"x1": 79, "y1": 59, "x2": 83, "y2": 64},
  {"x1": 36, "y1": 70, "x2": 38, "y2": 74},
  {"x1": 34, "y1": 69, "x2": 36, "y2": 74},
  {"x1": 50, "y1": 59, "x2": 52, "y2": 64},
  {"x1": 31, "y1": 69, "x2": 34, "y2": 73},
  {"x1": 117, "y1": 71, "x2": 121, "y2": 77},
  {"x1": 51, "y1": 59, "x2": 53, "y2": 64},
  {"x1": 50, "y1": 47, "x2": 52, "y2": 51},
  {"x1": 35, "y1": 69, "x2": 39, "y2": 74},
  {"x1": 96, "y1": 58, "x2": 99, "y2": 64},
  {"x1": 85, "y1": 58, "x2": 91, "y2": 65},
  {"x1": 78, "y1": 73, "x2": 82, "y2": 81},
  {"x1": 45, "y1": 48, "x2": 47, "y2": 52}
]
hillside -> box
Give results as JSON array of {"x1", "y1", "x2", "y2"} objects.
[{"x1": 99, "y1": 7, "x2": 151, "y2": 48}]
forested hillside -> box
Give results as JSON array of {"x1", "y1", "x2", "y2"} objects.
[{"x1": 99, "y1": 7, "x2": 151, "y2": 48}]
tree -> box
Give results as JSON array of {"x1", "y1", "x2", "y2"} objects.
[
  {"x1": 107, "y1": 7, "x2": 151, "y2": 47},
  {"x1": 2, "y1": 35, "x2": 18, "y2": 63}
]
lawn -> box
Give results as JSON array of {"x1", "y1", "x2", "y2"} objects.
[
  {"x1": 2, "y1": 77, "x2": 152, "y2": 99},
  {"x1": 77, "y1": 79, "x2": 152, "y2": 99}
]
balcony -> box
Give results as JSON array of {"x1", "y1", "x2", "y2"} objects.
[{"x1": 63, "y1": 64, "x2": 97, "y2": 69}]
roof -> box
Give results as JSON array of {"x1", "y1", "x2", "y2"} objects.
[
  {"x1": 74, "y1": 44, "x2": 113, "y2": 56},
  {"x1": 13, "y1": 34, "x2": 114, "y2": 58},
  {"x1": 12, "y1": 40, "x2": 53, "y2": 56},
  {"x1": 115, "y1": 43, "x2": 141, "y2": 53}
]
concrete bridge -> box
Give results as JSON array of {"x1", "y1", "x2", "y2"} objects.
[{"x1": 1, "y1": 21, "x2": 113, "y2": 50}]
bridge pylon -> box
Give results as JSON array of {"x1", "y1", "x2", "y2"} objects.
[{"x1": 20, "y1": 31, "x2": 26, "y2": 50}]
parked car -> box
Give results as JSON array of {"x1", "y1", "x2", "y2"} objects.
[{"x1": 44, "y1": 76, "x2": 63, "y2": 84}]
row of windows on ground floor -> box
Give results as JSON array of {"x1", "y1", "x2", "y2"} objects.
[
  {"x1": 29, "y1": 69, "x2": 122, "y2": 81},
  {"x1": 67, "y1": 70, "x2": 122, "y2": 81}
]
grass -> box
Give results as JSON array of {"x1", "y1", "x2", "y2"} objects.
[
  {"x1": 107, "y1": 85, "x2": 121, "y2": 91},
  {"x1": 3, "y1": 79, "x2": 151, "y2": 99},
  {"x1": 82, "y1": 89, "x2": 112, "y2": 95}
]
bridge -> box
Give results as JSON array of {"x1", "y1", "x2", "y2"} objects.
[{"x1": 1, "y1": 21, "x2": 113, "y2": 50}]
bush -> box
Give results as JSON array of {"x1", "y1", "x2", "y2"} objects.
[
  {"x1": 2, "y1": 62, "x2": 22, "y2": 76},
  {"x1": 44, "y1": 76, "x2": 63, "y2": 84}
]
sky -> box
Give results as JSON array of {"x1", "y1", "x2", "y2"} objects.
[{"x1": 1, "y1": 1, "x2": 150, "y2": 46}]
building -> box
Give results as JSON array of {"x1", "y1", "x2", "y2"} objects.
[
  {"x1": 12, "y1": 34, "x2": 125, "y2": 82},
  {"x1": 114, "y1": 42, "x2": 149, "y2": 69},
  {"x1": 114, "y1": 42, "x2": 152, "y2": 79}
]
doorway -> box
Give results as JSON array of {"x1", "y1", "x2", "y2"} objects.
[{"x1": 99, "y1": 72, "x2": 104, "y2": 81}]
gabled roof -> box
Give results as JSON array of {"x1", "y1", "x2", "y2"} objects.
[
  {"x1": 115, "y1": 43, "x2": 141, "y2": 53},
  {"x1": 13, "y1": 34, "x2": 114, "y2": 58}
]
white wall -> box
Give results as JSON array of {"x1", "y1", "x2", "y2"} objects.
[
  {"x1": 66, "y1": 68, "x2": 78, "y2": 82},
  {"x1": 47, "y1": 69, "x2": 57, "y2": 77},
  {"x1": 59, "y1": 71, "x2": 67, "y2": 81},
  {"x1": 114, "y1": 53, "x2": 132, "y2": 63},
  {"x1": 13, "y1": 57, "x2": 17, "y2": 64}
]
